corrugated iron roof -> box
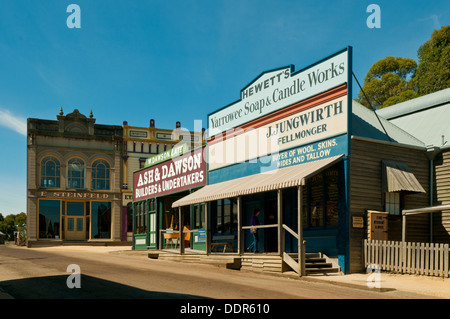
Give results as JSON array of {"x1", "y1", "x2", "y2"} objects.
[
  {"x1": 376, "y1": 88, "x2": 450, "y2": 147},
  {"x1": 352, "y1": 101, "x2": 426, "y2": 147},
  {"x1": 382, "y1": 160, "x2": 426, "y2": 194}
]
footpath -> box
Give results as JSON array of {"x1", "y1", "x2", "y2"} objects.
[
  {"x1": 1, "y1": 245, "x2": 449, "y2": 299},
  {"x1": 300, "y1": 271, "x2": 450, "y2": 299}
]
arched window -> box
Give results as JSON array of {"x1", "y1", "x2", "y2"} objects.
[
  {"x1": 40, "y1": 156, "x2": 61, "y2": 188},
  {"x1": 92, "y1": 159, "x2": 110, "y2": 190},
  {"x1": 67, "y1": 158, "x2": 85, "y2": 189}
]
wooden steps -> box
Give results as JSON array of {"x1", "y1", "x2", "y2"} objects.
[
  {"x1": 149, "y1": 251, "x2": 241, "y2": 270},
  {"x1": 303, "y1": 252, "x2": 340, "y2": 274},
  {"x1": 148, "y1": 250, "x2": 340, "y2": 275},
  {"x1": 240, "y1": 254, "x2": 288, "y2": 273}
]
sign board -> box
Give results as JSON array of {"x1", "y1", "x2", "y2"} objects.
[
  {"x1": 145, "y1": 143, "x2": 189, "y2": 168},
  {"x1": 134, "y1": 147, "x2": 207, "y2": 201},
  {"x1": 368, "y1": 210, "x2": 388, "y2": 240},
  {"x1": 206, "y1": 48, "x2": 351, "y2": 178},
  {"x1": 39, "y1": 191, "x2": 110, "y2": 200},
  {"x1": 352, "y1": 216, "x2": 364, "y2": 229},
  {"x1": 208, "y1": 49, "x2": 349, "y2": 138},
  {"x1": 208, "y1": 95, "x2": 347, "y2": 171}
]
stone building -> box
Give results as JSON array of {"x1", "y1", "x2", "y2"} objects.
[{"x1": 26, "y1": 108, "x2": 124, "y2": 246}]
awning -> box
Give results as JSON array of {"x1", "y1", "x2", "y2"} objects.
[
  {"x1": 172, "y1": 155, "x2": 343, "y2": 208},
  {"x1": 381, "y1": 160, "x2": 426, "y2": 194}
]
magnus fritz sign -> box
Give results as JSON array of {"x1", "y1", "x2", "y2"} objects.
[{"x1": 208, "y1": 49, "x2": 349, "y2": 138}]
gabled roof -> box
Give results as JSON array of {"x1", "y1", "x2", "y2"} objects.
[
  {"x1": 351, "y1": 101, "x2": 425, "y2": 148},
  {"x1": 376, "y1": 88, "x2": 450, "y2": 147}
]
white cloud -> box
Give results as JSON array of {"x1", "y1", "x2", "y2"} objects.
[{"x1": 0, "y1": 108, "x2": 27, "y2": 136}]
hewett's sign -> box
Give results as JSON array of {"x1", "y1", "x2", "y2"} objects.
[
  {"x1": 208, "y1": 49, "x2": 348, "y2": 137},
  {"x1": 134, "y1": 148, "x2": 206, "y2": 201},
  {"x1": 208, "y1": 96, "x2": 347, "y2": 171}
]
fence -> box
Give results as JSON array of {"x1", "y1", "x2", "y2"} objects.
[{"x1": 363, "y1": 239, "x2": 450, "y2": 278}]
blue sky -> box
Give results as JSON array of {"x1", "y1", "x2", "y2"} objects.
[{"x1": 0, "y1": 0, "x2": 448, "y2": 216}]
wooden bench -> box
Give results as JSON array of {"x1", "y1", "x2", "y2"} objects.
[{"x1": 211, "y1": 235, "x2": 235, "y2": 253}]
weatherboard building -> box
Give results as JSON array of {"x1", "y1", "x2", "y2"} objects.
[{"x1": 143, "y1": 46, "x2": 448, "y2": 275}]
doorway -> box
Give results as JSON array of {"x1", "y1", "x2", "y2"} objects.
[{"x1": 66, "y1": 202, "x2": 86, "y2": 241}]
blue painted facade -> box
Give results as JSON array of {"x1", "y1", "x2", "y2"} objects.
[{"x1": 205, "y1": 47, "x2": 352, "y2": 273}]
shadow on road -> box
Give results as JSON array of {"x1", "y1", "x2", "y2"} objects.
[{"x1": 1, "y1": 274, "x2": 209, "y2": 299}]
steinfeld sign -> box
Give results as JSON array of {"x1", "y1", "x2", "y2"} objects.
[
  {"x1": 208, "y1": 49, "x2": 348, "y2": 137},
  {"x1": 134, "y1": 147, "x2": 207, "y2": 201}
]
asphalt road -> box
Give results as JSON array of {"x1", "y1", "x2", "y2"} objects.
[{"x1": 0, "y1": 243, "x2": 435, "y2": 304}]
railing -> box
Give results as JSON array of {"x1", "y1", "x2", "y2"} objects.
[
  {"x1": 363, "y1": 239, "x2": 450, "y2": 278},
  {"x1": 281, "y1": 224, "x2": 305, "y2": 276}
]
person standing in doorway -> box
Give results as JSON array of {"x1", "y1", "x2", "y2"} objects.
[{"x1": 247, "y1": 208, "x2": 261, "y2": 253}]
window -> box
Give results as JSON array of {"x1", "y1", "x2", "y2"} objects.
[
  {"x1": 135, "y1": 201, "x2": 148, "y2": 234},
  {"x1": 385, "y1": 192, "x2": 400, "y2": 215},
  {"x1": 212, "y1": 199, "x2": 238, "y2": 234},
  {"x1": 92, "y1": 159, "x2": 110, "y2": 190},
  {"x1": 67, "y1": 158, "x2": 85, "y2": 189},
  {"x1": 91, "y1": 201, "x2": 111, "y2": 239},
  {"x1": 139, "y1": 158, "x2": 146, "y2": 169},
  {"x1": 193, "y1": 204, "x2": 205, "y2": 229},
  {"x1": 306, "y1": 165, "x2": 341, "y2": 228},
  {"x1": 40, "y1": 156, "x2": 60, "y2": 188},
  {"x1": 38, "y1": 200, "x2": 61, "y2": 239}
]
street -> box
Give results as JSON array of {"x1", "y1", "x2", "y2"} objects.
[{"x1": 0, "y1": 243, "x2": 436, "y2": 303}]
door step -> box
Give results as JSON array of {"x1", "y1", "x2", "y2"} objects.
[{"x1": 286, "y1": 252, "x2": 341, "y2": 275}]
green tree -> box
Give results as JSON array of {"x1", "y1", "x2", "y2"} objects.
[
  {"x1": 0, "y1": 212, "x2": 27, "y2": 241},
  {"x1": 357, "y1": 25, "x2": 450, "y2": 109},
  {"x1": 356, "y1": 56, "x2": 418, "y2": 109},
  {"x1": 413, "y1": 25, "x2": 450, "y2": 95}
]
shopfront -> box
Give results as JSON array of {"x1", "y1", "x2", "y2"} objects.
[
  {"x1": 36, "y1": 191, "x2": 114, "y2": 241},
  {"x1": 173, "y1": 48, "x2": 353, "y2": 273},
  {"x1": 132, "y1": 144, "x2": 207, "y2": 251}
]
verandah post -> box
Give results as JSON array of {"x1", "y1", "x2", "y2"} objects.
[
  {"x1": 278, "y1": 189, "x2": 283, "y2": 256},
  {"x1": 237, "y1": 196, "x2": 243, "y2": 255},
  {"x1": 298, "y1": 185, "x2": 305, "y2": 276},
  {"x1": 179, "y1": 207, "x2": 184, "y2": 255}
]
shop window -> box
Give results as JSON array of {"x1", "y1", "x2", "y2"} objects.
[
  {"x1": 385, "y1": 192, "x2": 401, "y2": 215},
  {"x1": 309, "y1": 174, "x2": 324, "y2": 227},
  {"x1": 67, "y1": 158, "x2": 85, "y2": 189},
  {"x1": 38, "y1": 200, "x2": 61, "y2": 239},
  {"x1": 91, "y1": 201, "x2": 111, "y2": 239},
  {"x1": 193, "y1": 204, "x2": 205, "y2": 229},
  {"x1": 92, "y1": 159, "x2": 110, "y2": 190},
  {"x1": 325, "y1": 169, "x2": 339, "y2": 227},
  {"x1": 307, "y1": 166, "x2": 340, "y2": 228},
  {"x1": 212, "y1": 199, "x2": 238, "y2": 234},
  {"x1": 40, "y1": 156, "x2": 61, "y2": 188},
  {"x1": 135, "y1": 201, "x2": 148, "y2": 234}
]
